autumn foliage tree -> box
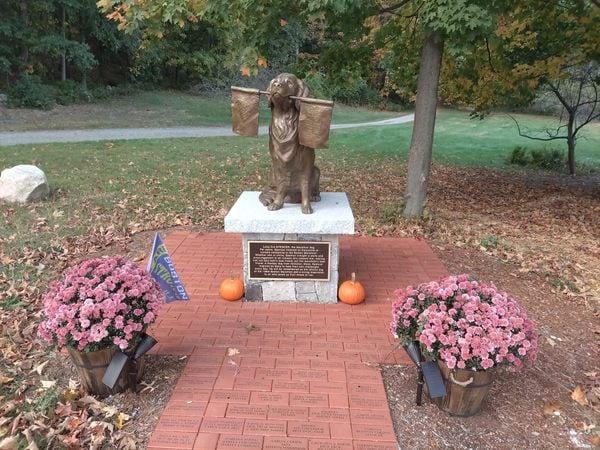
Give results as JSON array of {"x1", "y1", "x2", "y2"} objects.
[{"x1": 441, "y1": 0, "x2": 600, "y2": 175}]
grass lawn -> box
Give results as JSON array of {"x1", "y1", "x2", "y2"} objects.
[
  {"x1": 0, "y1": 89, "x2": 403, "y2": 131},
  {"x1": 323, "y1": 109, "x2": 600, "y2": 169}
]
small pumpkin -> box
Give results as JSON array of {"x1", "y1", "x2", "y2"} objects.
[
  {"x1": 338, "y1": 272, "x2": 366, "y2": 305},
  {"x1": 219, "y1": 276, "x2": 244, "y2": 301}
]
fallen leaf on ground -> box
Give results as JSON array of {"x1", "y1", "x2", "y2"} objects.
[
  {"x1": 245, "y1": 324, "x2": 260, "y2": 333},
  {"x1": 116, "y1": 412, "x2": 129, "y2": 430},
  {"x1": 543, "y1": 401, "x2": 562, "y2": 415},
  {"x1": 32, "y1": 360, "x2": 49, "y2": 375},
  {"x1": 0, "y1": 436, "x2": 19, "y2": 450},
  {"x1": 571, "y1": 386, "x2": 589, "y2": 406},
  {"x1": 574, "y1": 421, "x2": 595, "y2": 432}
]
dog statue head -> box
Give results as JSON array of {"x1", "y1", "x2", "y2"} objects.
[{"x1": 267, "y1": 73, "x2": 309, "y2": 111}]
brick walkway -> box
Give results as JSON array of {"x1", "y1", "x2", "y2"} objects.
[{"x1": 147, "y1": 232, "x2": 447, "y2": 450}]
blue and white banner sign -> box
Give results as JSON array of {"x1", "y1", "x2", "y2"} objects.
[{"x1": 147, "y1": 233, "x2": 190, "y2": 303}]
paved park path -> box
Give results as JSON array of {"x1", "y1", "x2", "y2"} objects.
[
  {"x1": 145, "y1": 231, "x2": 447, "y2": 450},
  {"x1": 0, "y1": 115, "x2": 414, "y2": 146}
]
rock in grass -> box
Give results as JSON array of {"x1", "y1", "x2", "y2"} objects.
[{"x1": 0, "y1": 165, "x2": 49, "y2": 203}]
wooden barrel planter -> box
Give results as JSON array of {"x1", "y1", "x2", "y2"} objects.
[
  {"x1": 68, "y1": 346, "x2": 144, "y2": 397},
  {"x1": 433, "y1": 360, "x2": 496, "y2": 416}
]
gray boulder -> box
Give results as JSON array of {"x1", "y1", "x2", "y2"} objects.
[{"x1": 0, "y1": 165, "x2": 49, "y2": 203}]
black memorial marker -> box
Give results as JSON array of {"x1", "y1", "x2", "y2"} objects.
[
  {"x1": 405, "y1": 341, "x2": 446, "y2": 405},
  {"x1": 102, "y1": 333, "x2": 157, "y2": 391}
]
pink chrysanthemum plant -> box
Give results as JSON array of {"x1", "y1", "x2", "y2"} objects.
[
  {"x1": 390, "y1": 274, "x2": 538, "y2": 371},
  {"x1": 38, "y1": 256, "x2": 164, "y2": 353}
]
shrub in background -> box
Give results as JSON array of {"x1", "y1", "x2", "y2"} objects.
[
  {"x1": 508, "y1": 146, "x2": 565, "y2": 171},
  {"x1": 508, "y1": 146, "x2": 530, "y2": 166},
  {"x1": 530, "y1": 148, "x2": 564, "y2": 170},
  {"x1": 55, "y1": 80, "x2": 92, "y2": 105},
  {"x1": 7, "y1": 76, "x2": 55, "y2": 110}
]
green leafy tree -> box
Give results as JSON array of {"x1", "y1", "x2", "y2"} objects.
[
  {"x1": 0, "y1": 0, "x2": 145, "y2": 90},
  {"x1": 0, "y1": 0, "x2": 97, "y2": 83}
]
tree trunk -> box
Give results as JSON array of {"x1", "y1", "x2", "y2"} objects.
[
  {"x1": 403, "y1": 30, "x2": 444, "y2": 218},
  {"x1": 20, "y1": 0, "x2": 29, "y2": 63},
  {"x1": 61, "y1": 6, "x2": 67, "y2": 81},
  {"x1": 567, "y1": 116, "x2": 576, "y2": 175}
]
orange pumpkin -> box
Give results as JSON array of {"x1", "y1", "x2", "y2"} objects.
[
  {"x1": 219, "y1": 277, "x2": 244, "y2": 301},
  {"x1": 338, "y1": 272, "x2": 366, "y2": 305}
]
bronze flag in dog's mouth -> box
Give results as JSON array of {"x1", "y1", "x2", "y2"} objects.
[
  {"x1": 297, "y1": 97, "x2": 334, "y2": 149},
  {"x1": 231, "y1": 87, "x2": 260, "y2": 137},
  {"x1": 231, "y1": 86, "x2": 334, "y2": 148}
]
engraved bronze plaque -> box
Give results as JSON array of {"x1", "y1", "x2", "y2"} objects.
[{"x1": 248, "y1": 241, "x2": 330, "y2": 281}]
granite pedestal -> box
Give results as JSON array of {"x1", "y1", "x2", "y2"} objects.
[{"x1": 224, "y1": 191, "x2": 355, "y2": 303}]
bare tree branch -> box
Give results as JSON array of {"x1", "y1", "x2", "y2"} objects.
[
  {"x1": 548, "y1": 82, "x2": 574, "y2": 113},
  {"x1": 485, "y1": 38, "x2": 496, "y2": 73},
  {"x1": 576, "y1": 81, "x2": 600, "y2": 134},
  {"x1": 575, "y1": 70, "x2": 585, "y2": 107},
  {"x1": 380, "y1": 0, "x2": 411, "y2": 14},
  {"x1": 506, "y1": 113, "x2": 567, "y2": 142}
]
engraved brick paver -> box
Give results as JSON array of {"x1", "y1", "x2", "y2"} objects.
[
  {"x1": 263, "y1": 436, "x2": 309, "y2": 450},
  {"x1": 353, "y1": 442, "x2": 400, "y2": 450},
  {"x1": 148, "y1": 430, "x2": 197, "y2": 449},
  {"x1": 217, "y1": 434, "x2": 263, "y2": 450},
  {"x1": 267, "y1": 405, "x2": 309, "y2": 421},
  {"x1": 200, "y1": 417, "x2": 245, "y2": 434},
  {"x1": 211, "y1": 390, "x2": 252, "y2": 404},
  {"x1": 155, "y1": 416, "x2": 202, "y2": 433},
  {"x1": 350, "y1": 408, "x2": 392, "y2": 425},
  {"x1": 287, "y1": 421, "x2": 330, "y2": 439},
  {"x1": 351, "y1": 423, "x2": 398, "y2": 442},
  {"x1": 226, "y1": 404, "x2": 268, "y2": 419},
  {"x1": 162, "y1": 401, "x2": 207, "y2": 417},
  {"x1": 249, "y1": 391, "x2": 289, "y2": 405},
  {"x1": 309, "y1": 407, "x2": 350, "y2": 423},
  {"x1": 290, "y1": 393, "x2": 329, "y2": 407},
  {"x1": 148, "y1": 232, "x2": 448, "y2": 449},
  {"x1": 272, "y1": 380, "x2": 310, "y2": 393},
  {"x1": 309, "y1": 439, "x2": 353, "y2": 450},
  {"x1": 243, "y1": 419, "x2": 287, "y2": 436}
]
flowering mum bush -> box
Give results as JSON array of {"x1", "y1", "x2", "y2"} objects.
[
  {"x1": 390, "y1": 274, "x2": 537, "y2": 371},
  {"x1": 38, "y1": 256, "x2": 163, "y2": 352}
]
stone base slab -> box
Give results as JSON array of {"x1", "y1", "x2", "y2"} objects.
[{"x1": 224, "y1": 191, "x2": 354, "y2": 234}]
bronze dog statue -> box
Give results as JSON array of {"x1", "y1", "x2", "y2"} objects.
[{"x1": 259, "y1": 73, "x2": 321, "y2": 214}]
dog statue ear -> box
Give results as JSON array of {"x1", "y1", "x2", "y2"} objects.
[
  {"x1": 294, "y1": 78, "x2": 309, "y2": 111},
  {"x1": 267, "y1": 78, "x2": 276, "y2": 108}
]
